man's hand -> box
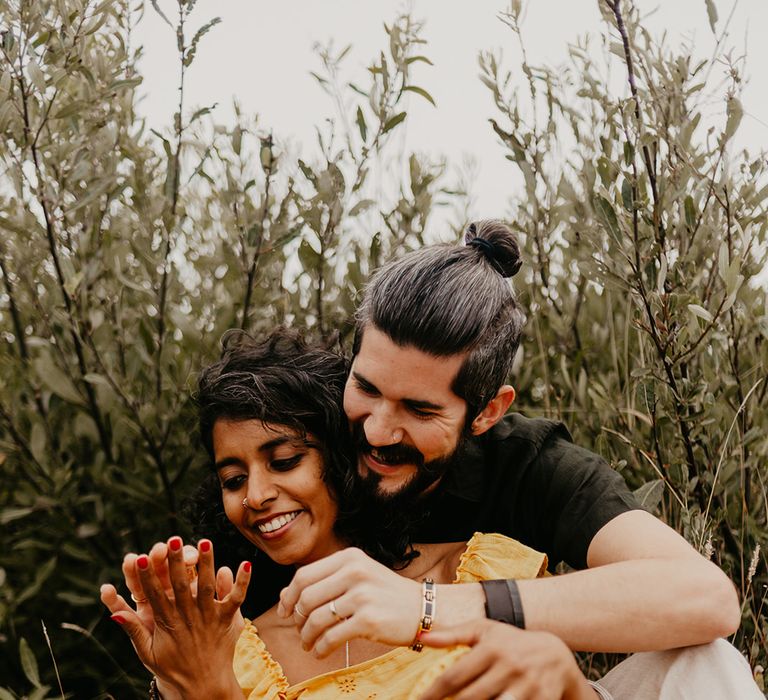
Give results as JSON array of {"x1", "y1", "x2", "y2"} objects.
[
  {"x1": 277, "y1": 547, "x2": 423, "y2": 656},
  {"x1": 418, "y1": 619, "x2": 596, "y2": 700}
]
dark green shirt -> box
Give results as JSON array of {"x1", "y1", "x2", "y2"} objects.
[{"x1": 414, "y1": 413, "x2": 639, "y2": 570}]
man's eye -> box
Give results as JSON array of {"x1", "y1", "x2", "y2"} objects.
[
  {"x1": 410, "y1": 407, "x2": 435, "y2": 419},
  {"x1": 271, "y1": 455, "x2": 302, "y2": 472},
  {"x1": 221, "y1": 475, "x2": 246, "y2": 491},
  {"x1": 356, "y1": 380, "x2": 379, "y2": 396}
]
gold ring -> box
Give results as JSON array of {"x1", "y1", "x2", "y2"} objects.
[
  {"x1": 295, "y1": 604, "x2": 308, "y2": 619},
  {"x1": 186, "y1": 565, "x2": 198, "y2": 582},
  {"x1": 131, "y1": 592, "x2": 148, "y2": 604}
]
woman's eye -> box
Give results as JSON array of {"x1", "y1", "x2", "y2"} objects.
[
  {"x1": 221, "y1": 475, "x2": 246, "y2": 491},
  {"x1": 271, "y1": 455, "x2": 302, "y2": 472}
]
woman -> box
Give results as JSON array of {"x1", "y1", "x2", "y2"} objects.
[{"x1": 101, "y1": 329, "x2": 595, "y2": 699}]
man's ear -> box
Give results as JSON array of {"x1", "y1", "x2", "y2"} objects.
[{"x1": 471, "y1": 385, "x2": 516, "y2": 436}]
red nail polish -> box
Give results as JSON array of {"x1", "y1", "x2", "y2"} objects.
[
  {"x1": 199, "y1": 540, "x2": 211, "y2": 553},
  {"x1": 111, "y1": 614, "x2": 125, "y2": 625},
  {"x1": 244, "y1": 561, "x2": 252, "y2": 573},
  {"x1": 169, "y1": 537, "x2": 182, "y2": 552},
  {"x1": 137, "y1": 555, "x2": 149, "y2": 570}
]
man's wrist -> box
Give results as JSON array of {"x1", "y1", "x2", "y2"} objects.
[{"x1": 480, "y1": 579, "x2": 526, "y2": 628}]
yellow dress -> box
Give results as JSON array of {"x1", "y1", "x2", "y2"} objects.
[{"x1": 233, "y1": 533, "x2": 548, "y2": 700}]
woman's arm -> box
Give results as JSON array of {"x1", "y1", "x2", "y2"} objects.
[{"x1": 100, "y1": 537, "x2": 248, "y2": 700}]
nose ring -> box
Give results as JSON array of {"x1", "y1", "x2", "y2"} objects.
[
  {"x1": 242, "y1": 497, "x2": 250, "y2": 510},
  {"x1": 390, "y1": 429, "x2": 402, "y2": 444}
]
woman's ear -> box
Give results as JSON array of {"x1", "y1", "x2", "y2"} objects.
[{"x1": 470, "y1": 385, "x2": 516, "y2": 436}]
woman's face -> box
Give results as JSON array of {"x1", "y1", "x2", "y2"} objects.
[{"x1": 213, "y1": 418, "x2": 343, "y2": 566}]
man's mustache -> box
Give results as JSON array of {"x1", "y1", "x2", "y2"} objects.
[{"x1": 353, "y1": 424, "x2": 424, "y2": 467}]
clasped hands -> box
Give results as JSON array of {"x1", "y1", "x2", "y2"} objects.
[{"x1": 277, "y1": 547, "x2": 595, "y2": 700}]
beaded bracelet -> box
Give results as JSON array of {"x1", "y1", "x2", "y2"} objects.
[{"x1": 411, "y1": 577, "x2": 436, "y2": 652}]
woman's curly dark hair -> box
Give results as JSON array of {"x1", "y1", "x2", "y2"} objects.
[{"x1": 184, "y1": 327, "x2": 417, "y2": 599}]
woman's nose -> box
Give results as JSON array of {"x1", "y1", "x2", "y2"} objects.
[{"x1": 246, "y1": 472, "x2": 279, "y2": 508}]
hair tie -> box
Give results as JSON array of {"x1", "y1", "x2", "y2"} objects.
[{"x1": 467, "y1": 237, "x2": 505, "y2": 275}]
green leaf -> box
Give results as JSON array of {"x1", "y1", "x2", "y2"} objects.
[
  {"x1": 722, "y1": 96, "x2": 743, "y2": 143},
  {"x1": 150, "y1": 0, "x2": 173, "y2": 28},
  {"x1": 705, "y1": 0, "x2": 718, "y2": 33},
  {"x1": 382, "y1": 111, "x2": 407, "y2": 134},
  {"x1": 633, "y1": 479, "x2": 664, "y2": 513},
  {"x1": 621, "y1": 179, "x2": 633, "y2": 211},
  {"x1": 184, "y1": 17, "x2": 222, "y2": 67},
  {"x1": 16, "y1": 558, "x2": 57, "y2": 607},
  {"x1": 405, "y1": 55, "x2": 433, "y2": 66},
  {"x1": 356, "y1": 106, "x2": 367, "y2": 142},
  {"x1": 0, "y1": 687, "x2": 17, "y2": 700},
  {"x1": 33, "y1": 353, "x2": 83, "y2": 405},
  {"x1": 688, "y1": 304, "x2": 714, "y2": 323},
  {"x1": 19, "y1": 638, "x2": 41, "y2": 688},
  {"x1": 0, "y1": 506, "x2": 35, "y2": 525},
  {"x1": 684, "y1": 196, "x2": 696, "y2": 229},
  {"x1": 593, "y1": 195, "x2": 621, "y2": 237},
  {"x1": 403, "y1": 85, "x2": 436, "y2": 106},
  {"x1": 349, "y1": 199, "x2": 376, "y2": 217}
]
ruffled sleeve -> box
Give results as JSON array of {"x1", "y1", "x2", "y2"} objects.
[
  {"x1": 233, "y1": 619, "x2": 290, "y2": 700},
  {"x1": 454, "y1": 532, "x2": 548, "y2": 583}
]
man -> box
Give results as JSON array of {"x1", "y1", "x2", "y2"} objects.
[{"x1": 279, "y1": 220, "x2": 761, "y2": 698}]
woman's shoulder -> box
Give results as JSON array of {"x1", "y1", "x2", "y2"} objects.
[
  {"x1": 234, "y1": 617, "x2": 290, "y2": 700},
  {"x1": 454, "y1": 532, "x2": 548, "y2": 582}
]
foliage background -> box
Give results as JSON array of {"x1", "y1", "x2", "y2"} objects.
[{"x1": 0, "y1": 0, "x2": 765, "y2": 696}]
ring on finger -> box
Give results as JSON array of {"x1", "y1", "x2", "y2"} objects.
[
  {"x1": 186, "y1": 564, "x2": 198, "y2": 582},
  {"x1": 131, "y1": 593, "x2": 148, "y2": 604},
  {"x1": 329, "y1": 599, "x2": 347, "y2": 621},
  {"x1": 295, "y1": 604, "x2": 308, "y2": 619}
]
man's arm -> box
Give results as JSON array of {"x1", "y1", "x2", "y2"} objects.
[{"x1": 438, "y1": 509, "x2": 740, "y2": 652}]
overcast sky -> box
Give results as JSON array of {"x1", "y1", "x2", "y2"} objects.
[{"x1": 134, "y1": 1, "x2": 768, "y2": 225}]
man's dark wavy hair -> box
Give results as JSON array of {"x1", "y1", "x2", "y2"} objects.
[{"x1": 185, "y1": 327, "x2": 415, "y2": 579}]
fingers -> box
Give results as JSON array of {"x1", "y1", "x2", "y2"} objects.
[
  {"x1": 166, "y1": 536, "x2": 195, "y2": 615},
  {"x1": 420, "y1": 620, "x2": 485, "y2": 649},
  {"x1": 196, "y1": 539, "x2": 216, "y2": 612},
  {"x1": 220, "y1": 560, "x2": 251, "y2": 618},
  {"x1": 109, "y1": 610, "x2": 153, "y2": 665},
  {"x1": 418, "y1": 647, "x2": 490, "y2": 700},
  {"x1": 216, "y1": 565, "x2": 234, "y2": 600},
  {"x1": 100, "y1": 583, "x2": 129, "y2": 615},
  {"x1": 277, "y1": 550, "x2": 351, "y2": 617},
  {"x1": 135, "y1": 553, "x2": 174, "y2": 624},
  {"x1": 285, "y1": 568, "x2": 354, "y2": 635},
  {"x1": 122, "y1": 553, "x2": 146, "y2": 604},
  {"x1": 300, "y1": 589, "x2": 358, "y2": 652}
]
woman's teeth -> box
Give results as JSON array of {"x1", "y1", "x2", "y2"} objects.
[{"x1": 257, "y1": 511, "x2": 301, "y2": 533}]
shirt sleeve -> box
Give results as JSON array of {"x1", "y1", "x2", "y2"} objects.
[{"x1": 510, "y1": 429, "x2": 640, "y2": 570}]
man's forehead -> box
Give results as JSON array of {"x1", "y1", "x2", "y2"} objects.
[{"x1": 352, "y1": 326, "x2": 466, "y2": 399}]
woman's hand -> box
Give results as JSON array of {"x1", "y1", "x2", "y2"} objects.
[
  {"x1": 277, "y1": 547, "x2": 422, "y2": 656},
  {"x1": 100, "y1": 537, "x2": 249, "y2": 700},
  {"x1": 103, "y1": 539, "x2": 200, "y2": 634},
  {"x1": 417, "y1": 619, "x2": 596, "y2": 700}
]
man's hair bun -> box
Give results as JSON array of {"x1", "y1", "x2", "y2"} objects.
[{"x1": 464, "y1": 219, "x2": 522, "y2": 278}]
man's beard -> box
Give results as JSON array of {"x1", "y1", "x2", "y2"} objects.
[{"x1": 351, "y1": 422, "x2": 469, "y2": 511}]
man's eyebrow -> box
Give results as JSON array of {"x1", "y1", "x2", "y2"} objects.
[
  {"x1": 214, "y1": 436, "x2": 303, "y2": 470},
  {"x1": 353, "y1": 371, "x2": 444, "y2": 412}
]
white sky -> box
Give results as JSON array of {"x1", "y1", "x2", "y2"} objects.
[{"x1": 134, "y1": 1, "x2": 768, "y2": 224}]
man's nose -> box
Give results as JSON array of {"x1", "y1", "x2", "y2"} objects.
[{"x1": 363, "y1": 407, "x2": 403, "y2": 446}]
